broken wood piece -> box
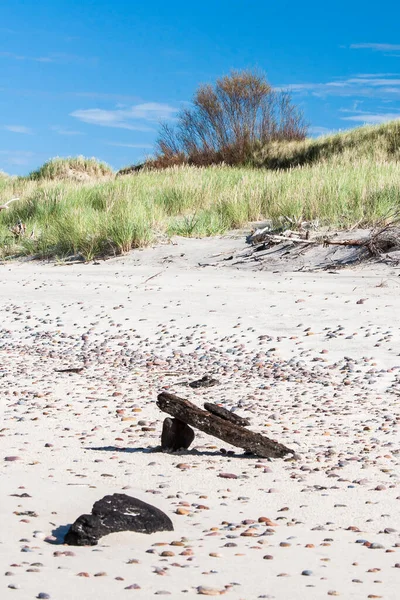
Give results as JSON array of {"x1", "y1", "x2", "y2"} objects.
[
  {"x1": 323, "y1": 238, "x2": 366, "y2": 247},
  {"x1": 0, "y1": 197, "x2": 20, "y2": 211},
  {"x1": 204, "y1": 402, "x2": 250, "y2": 427},
  {"x1": 189, "y1": 375, "x2": 220, "y2": 389},
  {"x1": 157, "y1": 392, "x2": 294, "y2": 459},
  {"x1": 161, "y1": 417, "x2": 195, "y2": 451}
]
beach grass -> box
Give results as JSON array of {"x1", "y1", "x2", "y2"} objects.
[{"x1": 1, "y1": 121, "x2": 400, "y2": 260}]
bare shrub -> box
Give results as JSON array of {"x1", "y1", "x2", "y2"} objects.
[{"x1": 151, "y1": 69, "x2": 307, "y2": 168}]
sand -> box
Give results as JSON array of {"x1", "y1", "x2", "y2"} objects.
[{"x1": 1, "y1": 236, "x2": 400, "y2": 599}]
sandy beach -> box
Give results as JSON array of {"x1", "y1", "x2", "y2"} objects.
[{"x1": 1, "y1": 236, "x2": 400, "y2": 600}]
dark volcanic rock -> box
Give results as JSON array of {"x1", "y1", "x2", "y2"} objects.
[
  {"x1": 161, "y1": 417, "x2": 195, "y2": 451},
  {"x1": 64, "y1": 494, "x2": 173, "y2": 546},
  {"x1": 189, "y1": 374, "x2": 220, "y2": 389}
]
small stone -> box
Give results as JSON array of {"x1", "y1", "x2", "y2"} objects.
[
  {"x1": 37, "y1": 594, "x2": 51, "y2": 599},
  {"x1": 197, "y1": 587, "x2": 223, "y2": 596},
  {"x1": 302, "y1": 570, "x2": 312, "y2": 576},
  {"x1": 175, "y1": 508, "x2": 190, "y2": 516}
]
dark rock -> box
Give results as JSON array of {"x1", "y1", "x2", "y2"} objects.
[
  {"x1": 161, "y1": 417, "x2": 195, "y2": 451},
  {"x1": 64, "y1": 494, "x2": 173, "y2": 546},
  {"x1": 189, "y1": 374, "x2": 220, "y2": 389}
]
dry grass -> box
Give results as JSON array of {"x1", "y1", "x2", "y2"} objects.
[
  {"x1": 1, "y1": 121, "x2": 400, "y2": 261},
  {"x1": 29, "y1": 156, "x2": 114, "y2": 181}
]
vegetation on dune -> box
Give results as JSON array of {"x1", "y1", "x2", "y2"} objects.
[
  {"x1": 253, "y1": 119, "x2": 400, "y2": 169},
  {"x1": 151, "y1": 69, "x2": 307, "y2": 168},
  {"x1": 1, "y1": 118, "x2": 400, "y2": 261},
  {"x1": 29, "y1": 156, "x2": 114, "y2": 181}
]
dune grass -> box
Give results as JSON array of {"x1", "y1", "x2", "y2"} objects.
[
  {"x1": 1, "y1": 121, "x2": 400, "y2": 261},
  {"x1": 29, "y1": 156, "x2": 114, "y2": 181},
  {"x1": 252, "y1": 119, "x2": 400, "y2": 168}
]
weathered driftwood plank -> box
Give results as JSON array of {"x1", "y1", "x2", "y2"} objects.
[
  {"x1": 203, "y1": 402, "x2": 250, "y2": 427},
  {"x1": 157, "y1": 392, "x2": 294, "y2": 459}
]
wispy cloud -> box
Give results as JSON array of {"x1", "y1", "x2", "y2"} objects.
[
  {"x1": 0, "y1": 150, "x2": 35, "y2": 166},
  {"x1": 0, "y1": 51, "x2": 53, "y2": 63},
  {"x1": 309, "y1": 126, "x2": 337, "y2": 137},
  {"x1": 3, "y1": 125, "x2": 33, "y2": 134},
  {"x1": 70, "y1": 103, "x2": 178, "y2": 130},
  {"x1": 282, "y1": 73, "x2": 400, "y2": 99},
  {"x1": 0, "y1": 51, "x2": 97, "y2": 65},
  {"x1": 51, "y1": 126, "x2": 84, "y2": 136},
  {"x1": 341, "y1": 111, "x2": 400, "y2": 124},
  {"x1": 106, "y1": 142, "x2": 153, "y2": 148},
  {"x1": 350, "y1": 43, "x2": 400, "y2": 52}
]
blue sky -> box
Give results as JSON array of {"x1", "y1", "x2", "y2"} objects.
[{"x1": 1, "y1": 0, "x2": 400, "y2": 174}]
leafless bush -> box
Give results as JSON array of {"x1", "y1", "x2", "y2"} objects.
[{"x1": 151, "y1": 70, "x2": 307, "y2": 168}]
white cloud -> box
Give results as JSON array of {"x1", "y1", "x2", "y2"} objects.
[
  {"x1": 309, "y1": 126, "x2": 337, "y2": 136},
  {"x1": 106, "y1": 142, "x2": 153, "y2": 148},
  {"x1": 70, "y1": 102, "x2": 178, "y2": 130},
  {"x1": 0, "y1": 51, "x2": 96, "y2": 65},
  {"x1": 4, "y1": 125, "x2": 33, "y2": 134},
  {"x1": 0, "y1": 51, "x2": 54, "y2": 63},
  {"x1": 350, "y1": 43, "x2": 400, "y2": 52},
  {"x1": 341, "y1": 112, "x2": 400, "y2": 124},
  {"x1": 0, "y1": 150, "x2": 35, "y2": 165},
  {"x1": 282, "y1": 73, "x2": 400, "y2": 99},
  {"x1": 51, "y1": 126, "x2": 84, "y2": 136},
  {"x1": 346, "y1": 78, "x2": 400, "y2": 86}
]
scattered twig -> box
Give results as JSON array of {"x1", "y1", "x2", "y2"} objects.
[
  {"x1": 55, "y1": 367, "x2": 85, "y2": 374},
  {"x1": 0, "y1": 197, "x2": 20, "y2": 211},
  {"x1": 139, "y1": 270, "x2": 164, "y2": 285}
]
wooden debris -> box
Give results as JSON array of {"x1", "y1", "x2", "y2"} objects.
[
  {"x1": 157, "y1": 392, "x2": 294, "y2": 459},
  {"x1": 0, "y1": 197, "x2": 20, "y2": 211},
  {"x1": 9, "y1": 220, "x2": 26, "y2": 237},
  {"x1": 189, "y1": 375, "x2": 220, "y2": 389},
  {"x1": 204, "y1": 402, "x2": 250, "y2": 427}
]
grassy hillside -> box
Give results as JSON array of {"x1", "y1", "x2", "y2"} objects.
[
  {"x1": 1, "y1": 121, "x2": 400, "y2": 261},
  {"x1": 253, "y1": 119, "x2": 400, "y2": 168}
]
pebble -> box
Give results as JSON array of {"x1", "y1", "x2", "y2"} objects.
[
  {"x1": 2, "y1": 276, "x2": 400, "y2": 600},
  {"x1": 197, "y1": 587, "x2": 224, "y2": 596}
]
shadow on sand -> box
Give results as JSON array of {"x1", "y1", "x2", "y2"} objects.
[
  {"x1": 48, "y1": 524, "x2": 72, "y2": 545},
  {"x1": 85, "y1": 445, "x2": 256, "y2": 458}
]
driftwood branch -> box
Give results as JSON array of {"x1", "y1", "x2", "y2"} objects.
[
  {"x1": 157, "y1": 392, "x2": 294, "y2": 459},
  {"x1": 0, "y1": 197, "x2": 20, "y2": 211},
  {"x1": 204, "y1": 402, "x2": 250, "y2": 427},
  {"x1": 323, "y1": 238, "x2": 365, "y2": 247}
]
